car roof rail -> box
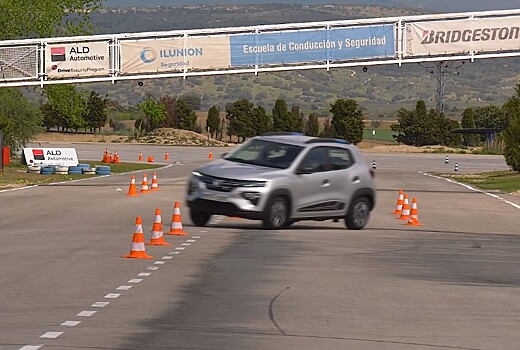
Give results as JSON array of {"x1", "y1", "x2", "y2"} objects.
[
  {"x1": 261, "y1": 132, "x2": 304, "y2": 136},
  {"x1": 305, "y1": 137, "x2": 350, "y2": 144}
]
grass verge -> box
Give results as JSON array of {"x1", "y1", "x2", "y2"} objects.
[
  {"x1": 0, "y1": 161, "x2": 161, "y2": 190},
  {"x1": 441, "y1": 170, "x2": 520, "y2": 194}
]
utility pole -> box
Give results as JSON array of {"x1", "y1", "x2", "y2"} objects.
[{"x1": 420, "y1": 61, "x2": 465, "y2": 115}]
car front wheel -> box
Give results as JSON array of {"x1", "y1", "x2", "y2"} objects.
[
  {"x1": 190, "y1": 209, "x2": 211, "y2": 227},
  {"x1": 345, "y1": 197, "x2": 371, "y2": 230},
  {"x1": 263, "y1": 196, "x2": 289, "y2": 229}
]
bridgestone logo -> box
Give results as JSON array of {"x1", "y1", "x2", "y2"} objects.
[{"x1": 421, "y1": 27, "x2": 520, "y2": 44}]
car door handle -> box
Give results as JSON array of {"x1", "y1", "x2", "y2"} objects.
[
  {"x1": 352, "y1": 176, "x2": 361, "y2": 184},
  {"x1": 321, "y1": 180, "x2": 330, "y2": 187}
]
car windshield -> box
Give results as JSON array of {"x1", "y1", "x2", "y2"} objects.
[{"x1": 224, "y1": 139, "x2": 304, "y2": 169}]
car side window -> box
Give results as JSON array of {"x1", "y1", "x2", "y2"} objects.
[
  {"x1": 297, "y1": 147, "x2": 329, "y2": 174},
  {"x1": 328, "y1": 147, "x2": 354, "y2": 170}
]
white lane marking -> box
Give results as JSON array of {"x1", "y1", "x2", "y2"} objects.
[
  {"x1": 175, "y1": 247, "x2": 185, "y2": 251},
  {"x1": 0, "y1": 185, "x2": 39, "y2": 193},
  {"x1": 104, "y1": 293, "x2": 121, "y2": 299},
  {"x1": 192, "y1": 235, "x2": 201, "y2": 238},
  {"x1": 116, "y1": 285, "x2": 133, "y2": 290},
  {"x1": 92, "y1": 302, "x2": 110, "y2": 307},
  {"x1": 77, "y1": 311, "x2": 96, "y2": 317},
  {"x1": 186, "y1": 239, "x2": 196, "y2": 243},
  {"x1": 147, "y1": 266, "x2": 159, "y2": 271},
  {"x1": 423, "y1": 172, "x2": 520, "y2": 211},
  {"x1": 19, "y1": 346, "x2": 43, "y2": 350},
  {"x1": 154, "y1": 261, "x2": 165, "y2": 265},
  {"x1": 40, "y1": 332, "x2": 63, "y2": 339},
  {"x1": 181, "y1": 243, "x2": 191, "y2": 246},
  {"x1": 169, "y1": 251, "x2": 180, "y2": 255},
  {"x1": 61, "y1": 321, "x2": 81, "y2": 327},
  {"x1": 128, "y1": 279, "x2": 143, "y2": 283},
  {"x1": 138, "y1": 272, "x2": 151, "y2": 277},
  {"x1": 162, "y1": 256, "x2": 173, "y2": 260}
]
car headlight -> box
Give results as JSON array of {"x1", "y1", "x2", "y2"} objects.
[
  {"x1": 241, "y1": 181, "x2": 266, "y2": 187},
  {"x1": 192, "y1": 171, "x2": 203, "y2": 177}
]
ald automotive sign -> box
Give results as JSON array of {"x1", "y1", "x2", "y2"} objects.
[
  {"x1": 119, "y1": 24, "x2": 395, "y2": 74},
  {"x1": 45, "y1": 42, "x2": 110, "y2": 78}
]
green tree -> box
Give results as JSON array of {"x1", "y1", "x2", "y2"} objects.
[
  {"x1": 206, "y1": 105, "x2": 221, "y2": 138},
  {"x1": 0, "y1": 89, "x2": 43, "y2": 152},
  {"x1": 179, "y1": 94, "x2": 201, "y2": 111},
  {"x1": 158, "y1": 95, "x2": 180, "y2": 129},
  {"x1": 272, "y1": 98, "x2": 290, "y2": 132},
  {"x1": 0, "y1": 0, "x2": 102, "y2": 40},
  {"x1": 461, "y1": 108, "x2": 477, "y2": 147},
  {"x1": 226, "y1": 99, "x2": 255, "y2": 142},
  {"x1": 288, "y1": 105, "x2": 304, "y2": 132},
  {"x1": 305, "y1": 113, "x2": 320, "y2": 136},
  {"x1": 85, "y1": 91, "x2": 108, "y2": 133},
  {"x1": 503, "y1": 83, "x2": 520, "y2": 172},
  {"x1": 330, "y1": 99, "x2": 364, "y2": 144},
  {"x1": 177, "y1": 99, "x2": 198, "y2": 132},
  {"x1": 139, "y1": 97, "x2": 166, "y2": 131},
  {"x1": 44, "y1": 85, "x2": 88, "y2": 132},
  {"x1": 251, "y1": 106, "x2": 271, "y2": 135}
]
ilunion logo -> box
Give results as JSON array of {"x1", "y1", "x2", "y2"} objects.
[{"x1": 140, "y1": 47, "x2": 157, "y2": 64}]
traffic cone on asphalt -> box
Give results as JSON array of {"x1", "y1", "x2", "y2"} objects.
[
  {"x1": 147, "y1": 208, "x2": 171, "y2": 246},
  {"x1": 208, "y1": 151, "x2": 213, "y2": 160},
  {"x1": 151, "y1": 172, "x2": 159, "y2": 191},
  {"x1": 398, "y1": 194, "x2": 410, "y2": 220},
  {"x1": 164, "y1": 151, "x2": 169, "y2": 160},
  {"x1": 127, "y1": 175, "x2": 139, "y2": 197},
  {"x1": 147, "y1": 156, "x2": 154, "y2": 163},
  {"x1": 138, "y1": 153, "x2": 143, "y2": 161},
  {"x1": 372, "y1": 160, "x2": 376, "y2": 169},
  {"x1": 113, "y1": 151, "x2": 120, "y2": 164},
  {"x1": 122, "y1": 217, "x2": 153, "y2": 259},
  {"x1": 455, "y1": 162, "x2": 459, "y2": 172},
  {"x1": 445, "y1": 155, "x2": 449, "y2": 164},
  {"x1": 405, "y1": 198, "x2": 423, "y2": 226},
  {"x1": 168, "y1": 202, "x2": 189, "y2": 236},
  {"x1": 140, "y1": 173, "x2": 150, "y2": 193},
  {"x1": 392, "y1": 190, "x2": 404, "y2": 215}
]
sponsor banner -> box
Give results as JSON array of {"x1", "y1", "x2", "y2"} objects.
[
  {"x1": 406, "y1": 16, "x2": 520, "y2": 56},
  {"x1": 120, "y1": 36, "x2": 231, "y2": 74},
  {"x1": 0, "y1": 45, "x2": 38, "y2": 80},
  {"x1": 229, "y1": 25, "x2": 395, "y2": 66},
  {"x1": 23, "y1": 148, "x2": 79, "y2": 167},
  {"x1": 45, "y1": 42, "x2": 110, "y2": 78}
]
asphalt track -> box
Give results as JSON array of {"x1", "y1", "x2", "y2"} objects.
[{"x1": 1, "y1": 143, "x2": 519, "y2": 350}]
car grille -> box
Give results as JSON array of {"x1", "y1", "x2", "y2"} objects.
[{"x1": 199, "y1": 175, "x2": 249, "y2": 192}]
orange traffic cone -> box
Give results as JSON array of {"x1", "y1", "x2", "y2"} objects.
[
  {"x1": 398, "y1": 194, "x2": 410, "y2": 220},
  {"x1": 127, "y1": 175, "x2": 139, "y2": 197},
  {"x1": 164, "y1": 151, "x2": 169, "y2": 160},
  {"x1": 405, "y1": 198, "x2": 423, "y2": 226},
  {"x1": 146, "y1": 208, "x2": 171, "y2": 246},
  {"x1": 102, "y1": 148, "x2": 110, "y2": 163},
  {"x1": 112, "y1": 151, "x2": 120, "y2": 164},
  {"x1": 208, "y1": 151, "x2": 213, "y2": 160},
  {"x1": 138, "y1": 153, "x2": 143, "y2": 161},
  {"x1": 147, "y1": 156, "x2": 154, "y2": 163},
  {"x1": 392, "y1": 189, "x2": 404, "y2": 215},
  {"x1": 140, "y1": 173, "x2": 150, "y2": 193},
  {"x1": 168, "y1": 202, "x2": 188, "y2": 236},
  {"x1": 151, "y1": 172, "x2": 159, "y2": 191},
  {"x1": 122, "y1": 217, "x2": 153, "y2": 259}
]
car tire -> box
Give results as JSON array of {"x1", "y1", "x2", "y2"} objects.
[
  {"x1": 345, "y1": 196, "x2": 371, "y2": 230},
  {"x1": 190, "y1": 209, "x2": 211, "y2": 227},
  {"x1": 263, "y1": 196, "x2": 289, "y2": 230}
]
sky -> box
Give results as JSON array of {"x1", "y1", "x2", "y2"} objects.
[{"x1": 102, "y1": 0, "x2": 520, "y2": 13}]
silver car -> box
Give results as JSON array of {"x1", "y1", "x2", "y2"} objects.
[{"x1": 186, "y1": 133, "x2": 376, "y2": 229}]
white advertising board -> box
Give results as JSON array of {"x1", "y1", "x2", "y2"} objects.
[
  {"x1": 120, "y1": 36, "x2": 231, "y2": 74},
  {"x1": 405, "y1": 15, "x2": 520, "y2": 56},
  {"x1": 45, "y1": 42, "x2": 111, "y2": 78},
  {"x1": 23, "y1": 148, "x2": 79, "y2": 167}
]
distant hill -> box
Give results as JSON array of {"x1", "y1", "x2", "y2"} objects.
[
  {"x1": 88, "y1": 4, "x2": 520, "y2": 119},
  {"x1": 103, "y1": 0, "x2": 520, "y2": 13}
]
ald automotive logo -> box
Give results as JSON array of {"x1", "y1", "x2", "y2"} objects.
[{"x1": 140, "y1": 47, "x2": 157, "y2": 64}]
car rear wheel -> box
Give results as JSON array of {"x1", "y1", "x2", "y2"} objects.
[
  {"x1": 263, "y1": 196, "x2": 289, "y2": 229},
  {"x1": 190, "y1": 209, "x2": 211, "y2": 227},
  {"x1": 345, "y1": 197, "x2": 370, "y2": 230}
]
